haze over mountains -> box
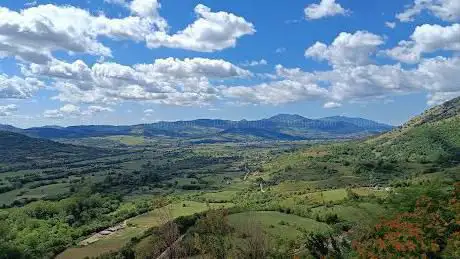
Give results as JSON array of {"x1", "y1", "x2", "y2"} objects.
[{"x1": 0, "y1": 114, "x2": 393, "y2": 142}]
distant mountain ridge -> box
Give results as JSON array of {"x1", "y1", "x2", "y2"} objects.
[
  {"x1": 0, "y1": 114, "x2": 394, "y2": 141},
  {"x1": 0, "y1": 124, "x2": 22, "y2": 133},
  {"x1": 318, "y1": 116, "x2": 393, "y2": 131}
]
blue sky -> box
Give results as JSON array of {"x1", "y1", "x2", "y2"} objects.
[{"x1": 0, "y1": 0, "x2": 459, "y2": 128}]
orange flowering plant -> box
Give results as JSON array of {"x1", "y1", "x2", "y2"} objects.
[{"x1": 353, "y1": 182, "x2": 460, "y2": 258}]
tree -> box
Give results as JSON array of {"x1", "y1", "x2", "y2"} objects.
[
  {"x1": 192, "y1": 210, "x2": 232, "y2": 259},
  {"x1": 157, "y1": 208, "x2": 181, "y2": 259},
  {"x1": 304, "y1": 233, "x2": 348, "y2": 259},
  {"x1": 233, "y1": 217, "x2": 270, "y2": 259}
]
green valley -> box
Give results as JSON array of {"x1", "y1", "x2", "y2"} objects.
[{"x1": 0, "y1": 97, "x2": 459, "y2": 258}]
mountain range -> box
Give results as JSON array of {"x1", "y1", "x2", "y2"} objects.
[
  {"x1": 0, "y1": 114, "x2": 393, "y2": 142},
  {"x1": 0, "y1": 97, "x2": 458, "y2": 176}
]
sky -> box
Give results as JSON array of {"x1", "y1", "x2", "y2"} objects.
[{"x1": 0, "y1": 0, "x2": 459, "y2": 128}]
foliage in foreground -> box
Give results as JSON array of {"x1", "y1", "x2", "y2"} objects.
[{"x1": 353, "y1": 182, "x2": 460, "y2": 258}]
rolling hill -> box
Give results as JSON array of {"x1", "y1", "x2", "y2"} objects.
[
  {"x1": 0, "y1": 114, "x2": 393, "y2": 142},
  {"x1": 265, "y1": 97, "x2": 460, "y2": 186},
  {"x1": 0, "y1": 124, "x2": 22, "y2": 133},
  {"x1": 368, "y1": 96, "x2": 460, "y2": 163},
  {"x1": 0, "y1": 131, "x2": 113, "y2": 170}
]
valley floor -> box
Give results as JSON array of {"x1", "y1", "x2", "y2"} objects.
[{"x1": 1, "y1": 104, "x2": 459, "y2": 258}]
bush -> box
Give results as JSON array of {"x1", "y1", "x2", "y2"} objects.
[
  {"x1": 324, "y1": 213, "x2": 340, "y2": 225},
  {"x1": 353, "y1": 182, "x2": 460, "y2": 258}
]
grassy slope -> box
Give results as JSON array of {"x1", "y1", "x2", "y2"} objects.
[
  {"x1": 368, "y1": 96, "x2": 460, "y2": 161},
  {"x1": 369, "y1": 116, "x2": 460, "y2": 162},
  {"x1": 228, "y1": 211, "x2": 331, "y2": 241}
]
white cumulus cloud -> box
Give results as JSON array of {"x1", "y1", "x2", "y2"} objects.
[
  {"x1": 0, "y1": 4, "x2": 167, "y2": 63},
  {"x1": 223, "y1": 66, "x2": 328, "y2": 105},
  {"x1": 44, "y1": 104, "x2": 113, "y2": 118},
  {"x1": 44, "y1": 104, "x2": 80, "y2": 118},
  {"x1": 385, "y1": 22, "x2": 396, "y2": 29},
  {"x1": 0, "y1": 74, "x2": 43, "y2": 99},
  {"x1": 385, "y1": 23, "x2": 460, "y2": 63},
  {"x1": 0, "y1": 2, "x2": 253, "y2": 64},
  {"x1": 130, "y1": 0, "x2": 162, "y2": 18},
  {"x1": 146, "y1": 4, "x2": 255, "y2": 52},
  {"x1": 305, "y1": 0, "x2": 350, "y2": 20},
  {"x1": 25, "y1": 57, "x2": 251, "y2": 106},
  {"x1": 323, "y1": 102, "x2": 342, "y2": 109},
  {"x1": 397, "y1": 0, "x2": 460, "y2": 22},
  {"x1": 305, "y1": 31, "x2": 384, "y2": 67},
  {"x1": 241, "y1": 59, "x2": 268, "y2": 67},
  {"x1": 427, "y1": 91, "x2": 460, "y2": 106},
  {"x1": 224, "y1": 29, "x2": 460, "y2": 107}
]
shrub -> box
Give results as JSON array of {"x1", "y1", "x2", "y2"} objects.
[{"x1": 353, "y1": 182, "x2": 460, "y2": 258}]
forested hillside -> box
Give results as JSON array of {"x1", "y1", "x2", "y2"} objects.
[{"x1": 0, "y1": 131, "x2": 113, "y2": 172}]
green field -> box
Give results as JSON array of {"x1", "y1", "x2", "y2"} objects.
[
  {"x1": 306, "y1": 189, "x2": 349, "y2": 203},
  {"x1": 19, "y1": 183, "x2": 70, "y2": 199},
  {"x1": 351, "y1": 187, "x2": 389, "y2": 198},
  {"x1": 105, "y1": 136, "x2": 149, "y2": 146},
  {"x1": 199, "y1": 190, "x2": 239, "y2": 202},
  {"x1": 228, "y1": 211, "x2": 331, "y2": 241},
  {"x1": 272, "y1": 180, "x2": 317, "y2": 193},
  {"x1": 0, "y1": 182, "x2": 70, "y2": 206},
  {"x1": 130, "y1": 201, "x2": 234, "y2": 227},
  {"x1": 0, "y1": 189, "x2": 23, "y2": 206}
]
